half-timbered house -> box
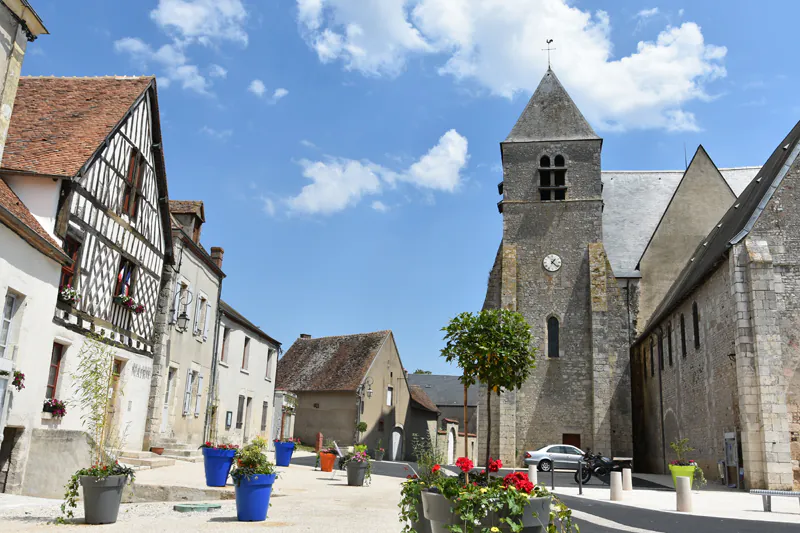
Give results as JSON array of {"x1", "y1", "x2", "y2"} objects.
[{"x1": 0, "y1": 76, "x2": 173, "y2": 496}]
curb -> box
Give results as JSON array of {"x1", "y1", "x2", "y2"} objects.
[{"x1": 122, "y1": 483, "x2": 235, "y2": 503}]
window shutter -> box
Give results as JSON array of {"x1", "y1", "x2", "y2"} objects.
[
  {"x1": 203, "y1": 302, "x2": 212, "y2": 340},
  {"x1": 171, "y1": 282, "x2": 180, "y2": 324},
  {"x1": 183, "y1": 369, "x2": 193, "y2": 415},
  {"x1": 194, "y1": 374, "x2": 203, "y2": 417},
  {"x1": 193, "y1": 296, "x2": 201, "y2": 335}
]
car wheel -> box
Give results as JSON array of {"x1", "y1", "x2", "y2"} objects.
[{"x1": 539, "y1": 459, "x2": 552, "y2": 472}]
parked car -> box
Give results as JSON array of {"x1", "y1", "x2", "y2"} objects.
[{"x1": 523, "y1": 445, "x2": 584, "y2": 472}]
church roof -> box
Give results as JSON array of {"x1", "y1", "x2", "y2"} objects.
[
  {"x1": 638, "y1": 119, "x2": 800, "y2": 341},
  {"x1": 407, "y1": 374, "x2": 478, "y2": 407},
  {"x1": 602, "y1": 166, "x2": 760, "y2": 276},
  {"x1": 504, "y1": 69, "x2": 599, "y2": 143},
  {"x1": 2, "y1": 76, "x2": 154, "y2": 177}
]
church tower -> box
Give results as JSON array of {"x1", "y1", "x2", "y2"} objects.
[{"x1": 481, "y1": 69, "x2": 631, "y2": 464}]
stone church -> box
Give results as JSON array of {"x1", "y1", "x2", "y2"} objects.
[{"x1": 479, "y1": 68, "x2": 799, "y2": 490}]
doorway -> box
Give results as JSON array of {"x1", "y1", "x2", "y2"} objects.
[
  {"x1": 447, "y1": 428, "x2": 456, "y2": 464},
  {"x1": 104, "y1": 359, "x2": 125, "y2": 446},
  {"x1": 0, "y1": 427, "x2": 22, "y2": 493},
  {"x1": 391, "y1": 426, "x2": 404, "y2": 461},
  {"x1": 562, "y1": 433, "x2": 581, "y2": 449},
  {"x1": 161, "y1": 367, "x2": 176, "y2": 433},
  {"x1": 243, "y1": 397, "x2": 253, "y2": 442}
]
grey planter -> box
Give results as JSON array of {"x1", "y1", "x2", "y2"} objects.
[
  {"x1": 374, "y1": 450, "x2": 385, "y2": 461},
  {"x1": 80, "y1": 475, "x2": 127, "y2": 524},
  {"x1": 409, "y1": 497, "x2": 432, "y2": 533},
  {"x1": 422, "y1": 490, "x2": 552, "y2": 533},
  {"x1": 346, "y1": 461, "x2": 368, "y2": 486}
]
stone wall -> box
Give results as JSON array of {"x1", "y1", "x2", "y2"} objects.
[{"x1": 21, "y1": 429, "x2": 91, "y2": 498}]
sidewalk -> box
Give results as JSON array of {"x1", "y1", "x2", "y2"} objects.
[{"x1": 554, "y1": 483, "x2": 800, "y2": 525}]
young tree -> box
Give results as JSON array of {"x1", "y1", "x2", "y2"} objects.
[{"x1": 441, "y1": 309, "x2": 536, "y2": 472}]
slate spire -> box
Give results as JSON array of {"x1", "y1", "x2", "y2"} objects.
[{"x1": 505, "y1": 68, "x2": 599, "y2": 143}]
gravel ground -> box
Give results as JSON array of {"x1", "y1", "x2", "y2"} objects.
[{"x1": 0, "y1": 455, "x2": 406, "y2": 532}]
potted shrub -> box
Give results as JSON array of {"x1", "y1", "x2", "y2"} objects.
[
  {"x1": 199, "y1": 442, "x2": 239, "y2": 486},
  {"x1": 420, "y1": 462, "x2": 577, "y2": 533},
  {"x1": 374, "y1": 438, "x2": 385, "y2": 461},
  {"x1": 319, "y1": 446, "x2": 338, "y2": 472},
  {"x1": 273, "y1": 437, "x2": 298, "y2": 467},
  {"x1": 399, "y1": 434, "x2": 445, "y2": 533},
  {"x1": 43, "y1": 398, "x2": 67, "y2": 418},
  {"x1": 231, "y1": 437, "x2": 278, "y2": 522},
  {"x1": 59, "y1": 334, "x2": 134, "y2": 525},
  {"x1": 668, "y1": 438, "x2": 707, "y2": 490},
  {"x1": 341, "y1": 445, "x2": 371, "y2": 487}
]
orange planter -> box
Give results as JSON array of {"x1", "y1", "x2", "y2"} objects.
[{"x1": 320, "y1": 452, "x2": 336, "y2": 472}]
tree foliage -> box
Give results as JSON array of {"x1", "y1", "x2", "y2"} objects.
[
  {"x1": 412, "y1": 369, "x2": 432, "y2": 374},
  {"x1": 441, "y1": 309, "x2": 536, "y2": 392}
]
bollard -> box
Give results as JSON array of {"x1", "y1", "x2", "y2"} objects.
[
  {"x1": 610, "y1": 471, "x2": 623, "y2": 501},
  {"x1": 578, "y1": 462, "x2": 583, "y2": 495},
  {"x1": 528, "y1": 465, "x2": 538, "y2": 485},
  {"x1": 622, "y1": 468, "x2": 633, "y2": 491},
  {"x1": 551, "y1": 466, "x2": 555, "y2": 490},
  {"x1": 676, "y1": 476, "x2": 692, "y2": 512}
]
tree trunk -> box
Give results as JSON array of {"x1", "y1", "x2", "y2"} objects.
[
  {"x1": 464, "y1": 382, "x2": 469, "y2": 483},
  {"x1": 485, "y1": 385, "x2": 492, "y2": 474}
]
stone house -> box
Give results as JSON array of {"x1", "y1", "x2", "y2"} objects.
[
  {"x1": 152, "y1": 200, "x2": 225, "y2": 453},
  {"x1": 407, "y1": 374, "x2": 478, "y2": 434},
  {"x1": 0, "y1": 75, "x2": 174, "y2": 497},
  {"x1": 479, "y1": 66, "x2": 796, "y2": 490},
  {"x1": 277, "y1": 331, "x2": 418, "y2": 460},
  {"x1": 213, "y1": 300, "x2": 280, "y2": 448}
]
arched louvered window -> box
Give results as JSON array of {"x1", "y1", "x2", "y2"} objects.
[
  {"x1": 540, "y1": 155, "x2": 551, "y2": 167},
  {"x1": 539, "y1": 154, "x2": 567, "y2": 201},
  {"x1": 554, "y1": 154, "x2": 565, "y2": 167},
  {"x1": 547, "y1": 316, "x2": 560, "y2": 358}
]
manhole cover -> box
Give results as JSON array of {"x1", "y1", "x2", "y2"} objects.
[{"x1": 173, "y1": 503, "x2": 222, "y2": 513}]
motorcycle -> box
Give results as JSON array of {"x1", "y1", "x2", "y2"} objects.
[{"x1": 574, "y1": 450, "x2": 632, "y2": 485}]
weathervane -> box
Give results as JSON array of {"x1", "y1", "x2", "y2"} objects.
[{"x1": 542, "y1": 39, "x2": 555, "y2": 69}]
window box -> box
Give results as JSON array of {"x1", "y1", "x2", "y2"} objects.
[{"x1": 113, "y1": 295, "x2": 145, "y2": 314}]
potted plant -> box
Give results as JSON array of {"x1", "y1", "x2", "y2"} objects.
[
  {"x1": 273, "y1": 437, "x2": 298, "y2": 467},
  {"x1": 319, "y1": 445, "x2": 338, "y2": 472},
  {"x1": 356, "y1": 421, "x2": 367, "y2": 442},
  {"x1": 199, "y1": 442, "x2": 239, "y2": 486},
  {"x1": 113, "y1": 295, "x2": 145, "y2": 315},
  {"x1": 341, "y1": 445, "x2": 371, "y2": 487},
  {"x1": 43, "y1": 398, "x2": 67, "y2": 418},
  {"x1": 374, "y1": 438, "x2": 385, "y2": 461},
  {"x1": 59, "y1": 284, "x2": 80, "y2": 306},
  {"x1": 59, "y1": 334, "x2": 134, "y2": 525},
  {"x1": 421, "y1": 462, "x2": 576, "y2": 533},
  {"x1": 231, "y1": 437, "x2": 278, "y2": 522},
  {"x1": 668, "y1": 438, "x2": 707, "y2": 490},
  {"x1": 399, "y1": 434, "x2": 445, "y2": 533},
  {"x1": 11, "y1": 370, "x2": 24, "y2": 391}
]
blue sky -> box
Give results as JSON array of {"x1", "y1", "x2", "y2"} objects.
[{"x1": 23, "y1": 0, "x2": 800, "y2": 374}]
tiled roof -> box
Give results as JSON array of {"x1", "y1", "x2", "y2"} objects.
[
  {"x1": 276, "y1": 331, "x2": 390, "y2": 392},
  {"x1": 409, "y1": 385, "x2": 440, "y2": 413},
  {"x1": 407, "y1": 374, "x2": 478, "y2": 407},
  {"x1": 639, "y1": 119, "x2": 800, "y2": 341},
  {"x1": 0, "y1": 179, "x2": 60, "y2": 248},
  {"x1": 220, "y1": 300, "x2": 279, "y2": 346},
  {"x1": 2, "y1": 76, "x2": 153, "y2": 176},
  {"x1": 169, "y1": 200, "x2": 205, "y2": 222}
]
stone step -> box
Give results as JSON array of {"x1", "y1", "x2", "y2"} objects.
[
  {"x1": 158, "y1": 437, "x2": 179, "y2": 445},
  {"x1": 120, "y1": 456, "x2": 175, "y2": 468},
  {"x1": 162, "y1": 448, "x2": 202, "y2": 457},
  {"x1": 163, "y1": 454, "x2": 204, "y2": 463},
  {"x1": 119, "y1": 462, "x2": 151, "y2": 472},
  {"x1": 157, "y1": 443, "x2": 192, "y2": 451},
  {"x1": 120, "y1": 450, "x2": 154, "y2": 459}
]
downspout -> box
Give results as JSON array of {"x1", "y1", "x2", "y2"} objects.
[
  {"x1": 656, "y1": 326, "x2": 667, "y2": 474},
  {"x1": 203, "y1": 276, "x2": 223, "y2": 442}
]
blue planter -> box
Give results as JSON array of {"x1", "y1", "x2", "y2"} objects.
[
  {"x1": 202, "y1": 448, "x2": 236, "y2": 487},
  {"x1": 235, "y1": 473, "x2": 276, "y2": 521},
  {"x1": 274, "y1": 442, "x2": 295, "y2": 467}
]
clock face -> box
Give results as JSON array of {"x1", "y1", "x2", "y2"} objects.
[{"x1": 543, "y1": 254, "x2": 562, "y2": 272}]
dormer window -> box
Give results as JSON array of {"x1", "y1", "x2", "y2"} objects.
[
  {"x1": 121, "y1": 148, "x2": 145, "y2": 219},
  {"x1": 539, "y1": 153, "x2": 567, "y2": 201}
]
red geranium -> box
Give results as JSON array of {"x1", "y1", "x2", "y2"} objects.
[
  {"x1": 455, "y1": 457, "x2": 474, "y2": 473},
  {"x1": 488, "y1": 457, "x2": 503, "y2": 472},
  {"x1": 502, "y1": 471, "x2": 534, "y2": 494},
  {"x1": 432, "y1": 464, "x2": 441, "y2": 473}
]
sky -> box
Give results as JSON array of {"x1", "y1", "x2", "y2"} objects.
[{"x1": 22, "y1": 0, "x2": 800, "y2": 375}]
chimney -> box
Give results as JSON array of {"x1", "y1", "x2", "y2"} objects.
[
  {"x1": 300, "y1": 334, "x2": 311, "y2": 339},
  {"x1": 210, "y1": 247, "x2": 224, "y2": 269}
]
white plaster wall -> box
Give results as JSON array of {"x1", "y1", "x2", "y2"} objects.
[
  {"x1": 214, "y1": 313, "x2": 277, "y2": 448},
  {"x1": 162, "y1": 239, "x2": 221, "y2": 445},
  {"x1": 3, "y1": 175, "x2": 62, "y2": 241}
]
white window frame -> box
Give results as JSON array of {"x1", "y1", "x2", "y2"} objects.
[
  {"x1": 220, "y1": 327, "x2": 230, "y2": 364},
  {"x1": 386, "y1": 386, "x2": 393, "y2": 407},
  {"x1": 202, "y1": 300, "x2": 212, "y2": 341},
  {"x1": 182, "y1": 369, "x2": 194, "y2": 416},
  {"x1": 0, "y1": 293, "x2": 18, "y2": 359},
  {"x1": 194, "y1": 373, "x2": 203, "y2": 417},
  {"x1": 265, "y1": 348, "x2": 274, "y2": 380},
  {"x1": 242, "y1": 337, "x2": 251, "y2": 371}
]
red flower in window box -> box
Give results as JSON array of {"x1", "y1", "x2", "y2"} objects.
[
  {"x1": 11, "y1": 370, "x2": 24, "y2": 391},
  {"x1": 43, "y1": 398, "x2": 67, "y2": 418}
]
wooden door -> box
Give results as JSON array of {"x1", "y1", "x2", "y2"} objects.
[{"x1": 563, "y1": 433, "x2": 581, "y2": 449}]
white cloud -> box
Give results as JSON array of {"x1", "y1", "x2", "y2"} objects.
[
  {"x1": 200, "y1": 125, "x2": 233, "y2": 139},
  {"x1": 285, "y1": 130, "x2": 469, "y2": 215},
  {"x1": 678, "y1": 8, "x2": 685, "y2": 17},
  {"x1": 115, "y1": 1, "x2": 248, "y2": 95},
  {"x1": 248, "y1": 79, "x2": 266, "y2": 97},
  {"x1": 296, "y1": 0, "x2": 727, "y2": 131},
  {"x1": 150, "y1": 0, "x2": 248, "y2": 46},
  {"x1": 272, "y1": 88, "x2": 289, "y2": 102},
  {"x1": 636, "y1": 8, "x2": 659, "y2": 19},
  {"x1": 209, "y1": 64, "x2": 227, "y2": 78},
  {"x1": 300, "y1": 139, "x2": 317, "y2": 148},
  {"x1": 371, "y1": 200, "x2": 389, "y2": 212},
  {"x1": 262, "y1": 197, "x2": 276, "y2": 216}
]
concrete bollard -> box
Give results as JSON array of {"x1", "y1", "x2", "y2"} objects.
[
  {"x1": 676, "y1": 476, "x2": 692, "y2": 512},
  {"x1": 622, "y1": 468, "x2": 633, "y2": 491},
  {"x1": 610, "y1": 471, "x2": 623, "y2": 501},
  {"x1": 528, "y1": 465, "x2": 538, "y2": 485}
]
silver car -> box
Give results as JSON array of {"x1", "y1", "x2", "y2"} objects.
[{"x1": 523, "y1": 445, "x2": 584, "y2": 472}]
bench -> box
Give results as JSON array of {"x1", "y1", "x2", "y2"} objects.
[{"x1": 750, "y1": 489, "x2": 800, "y2": 512}]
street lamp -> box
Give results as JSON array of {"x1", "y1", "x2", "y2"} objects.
[
  {"x1": 176, "y1": 310, "x2": 190, "y2": 331},
  {"x1": 174, "y1": 288, "x2": 194, "y2": 332},
  {"x1": 365, "y1": 376, "x2": 374, "y2": 399}
]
